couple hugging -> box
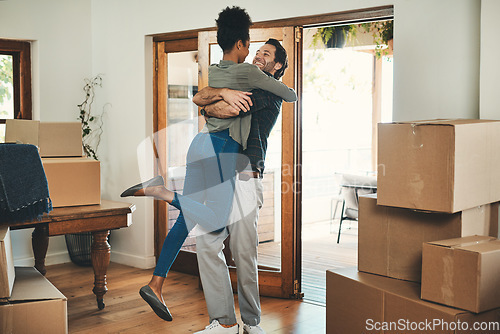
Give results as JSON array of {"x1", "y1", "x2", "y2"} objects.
[{"x1": 121, "y1": 6, "x2": 296, "y2": 334}]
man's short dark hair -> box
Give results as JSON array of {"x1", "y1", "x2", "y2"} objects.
[
  {"x1": 265, "y1": 38, "x2": 288, "y2": 79},
  {"x1": 216, "y1": 6, "x2": 252, "y2": 53}
]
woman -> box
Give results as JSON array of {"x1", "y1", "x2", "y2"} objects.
[{"x1": 121, "y1": 6, "x2": 296, "y2": 322}]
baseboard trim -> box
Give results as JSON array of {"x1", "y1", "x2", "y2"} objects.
[
  {"x1": 14, "y1": 251, "x2": 155, "y2": 269},
  {"x1": 110, "y1": 251, "x2": 156, "y2": 269}
]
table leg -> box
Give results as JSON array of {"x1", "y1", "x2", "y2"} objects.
[
  {"x1": 32, "y1": 225, "x2": 49, "y2": 275},
  {"x1": 91, "y1": 230, "x2": 110, "y2": 310}
]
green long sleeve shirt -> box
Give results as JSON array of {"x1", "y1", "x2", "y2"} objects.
[{"x1": 205, "y1": 60, "x2": 296, "y2": 149}]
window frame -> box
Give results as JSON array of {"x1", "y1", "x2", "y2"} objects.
[{"x1": 0, "y1": 39, "x2": 32, "y2": 124}]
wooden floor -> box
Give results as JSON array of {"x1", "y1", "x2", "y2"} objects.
[
  {"x1": 258, "y1": 219, "x2": 358, "y2": 305},
  {"x1": 45, "y1": 262, "x2": 326, "y2": 334}
]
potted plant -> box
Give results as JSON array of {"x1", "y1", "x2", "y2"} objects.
[
  {"x1": 79, "y1": 75, "x2": 104, "y2": 160},
  {"x1": 65, "y1": 75, "x2": 106, "y2": 266},
  {"x1": 312, "y1": 20, "x2": 393, "y2": 58}
]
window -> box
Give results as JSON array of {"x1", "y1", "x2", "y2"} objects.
[{"x1": 0, "y1": 39, "x2": 32, "y2": 142}]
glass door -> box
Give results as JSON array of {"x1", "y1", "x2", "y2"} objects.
[
  {"x1": 198, "y1": 27, "x2": 301, "y2": 298},
  {"x1": 154, "y1": 39, "x2": 202, "y2": 275}
]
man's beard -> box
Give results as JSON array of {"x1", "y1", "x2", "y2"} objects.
[
  {"x1": 261, "y1": 62, "x2": 275, "y2": 73},
  {"x1": 254, "y1": 58, "x2": 275, "y2": 73}
]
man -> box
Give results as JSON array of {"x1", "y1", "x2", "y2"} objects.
[{"x1": 193, "y1": 38, "x2": 293, "y2": 334}]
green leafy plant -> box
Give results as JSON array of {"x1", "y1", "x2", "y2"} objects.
[
  {"x1": 0, "y1": 56, "x2": 13, "y2": 113},
  {"x1": 311, "y1": 25, "x2": 356, "y2": 49},
  {"x1": 312, "y1": 20, "x2": 394, "y2": 59},
  {"x1": 360, "y1": 20, "x2": 393, "y2": 58},
  {"x1": 78, "y1": 75, "x2": 104, "y2": 160}
]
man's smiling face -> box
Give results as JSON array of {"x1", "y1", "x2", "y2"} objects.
[{"x1": 252, "y1": 44, "x2": 278, "y2": 74}]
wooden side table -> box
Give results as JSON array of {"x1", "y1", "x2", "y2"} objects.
[{"x1": 8, "y1": 200, "x2": 135, "y2": 310}]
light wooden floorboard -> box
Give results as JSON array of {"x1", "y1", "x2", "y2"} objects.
[{"x1": 45, "y1": 262, "x2": 326, "y2": 334}]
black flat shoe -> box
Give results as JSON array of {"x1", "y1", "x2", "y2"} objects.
[
  {"x1": 120, "y1": 175, "x2": 165, "y2": 197},
  {"x1": 139, "y1": 285, "x2": 172, "y2": 321}
]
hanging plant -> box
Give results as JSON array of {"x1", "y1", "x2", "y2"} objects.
[
  {"x1": 360, "y1": 20, "x2": 394, "y2": 58},
  {"x1": 312, "y1": 25, "x2": 356, "y2": 49},
  {"x1": 312, "y1": 20, "x2": 393, "y2": 59},
  {"x1": 78, "y1": 75, "x2": 104, "y2": 160}
]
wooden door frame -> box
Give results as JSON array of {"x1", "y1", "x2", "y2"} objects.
[
  {"x1": 197, "y1": 26, "x2": 299, "y2": 298},
  {"x1": 152, "y1": 40, "x2": 168, "y2": 262},
  {"x1": 152, "y1": 6, "x2": 393, "y2": 42},
  {"x1": 0, "y1": 39, "x2": 32, "y2": 123},
  {"x1": 153, "y1": 39, "x2": 202, "y2": 276},
  {"x1": 152, "y1": 4, "x2": 394, "y2": 296}
]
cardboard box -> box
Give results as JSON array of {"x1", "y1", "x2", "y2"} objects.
[
  {"x1": 326, "y1": 268, "x2": 500, "y2": 334},
  {"x1": 4, "y1": 119, "x2": 40, "y2": 146},
  {"x1": 39, "y1": 122, "x2": 83, "y2": 157},
  {"x1": 358, "y1": 194, "x2": 498, "y2": 282},
  {"x1": 0, "y1": 226, "x2": 15, "y2": 298},
  {"x1": 5, "y1": 119, "x2": 83, "y2": 157},
  {"x1": 377, "y1": 119, "x2": 500, "y2": 213},
  {"x1": 42, "y1": 157, "x2": 100, "y2": 207},
  {"x1": 0, "y1": 267, "x2": 67, "y2": 334},
  {"x1": 422, "y1": 236, "x2": 500, "y2": 313}
]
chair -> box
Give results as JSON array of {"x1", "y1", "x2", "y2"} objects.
[{"x1": 331, "y1": 173, "x2": 377, "y2": 243}]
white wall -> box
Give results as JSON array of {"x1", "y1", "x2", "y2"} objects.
[
  {"x1": 91, "y1": 0, "x2": 482, "y2": 268},
  {"x1": 0, "y1": 0, "x2": 92, "y2": 266},
  {"x1": 480, "y1": 0, "x2": 500, "y2": 120},
  {"x1": 393, "y1": 0, "x2": 480, "y2": 121},
  {"x1": 2, "y1": 0, "x2": 487, "y2": 268},
  {"x1": 479, "y1": 0, "x2": 500, "y2": 236}
]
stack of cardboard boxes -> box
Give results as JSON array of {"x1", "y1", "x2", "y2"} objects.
[
  {"x1": 0, "y1": 226, "x2": 67, "y2": 333},
  {"x1": 326, "y1": 120, "x2": 500, "y2": 334},
  {"x1": 5, "y1": 119, "x2": 100, "y2": 207},
  {"x1": 1, "y1": 119, "x2": 103, "y2": 333}
]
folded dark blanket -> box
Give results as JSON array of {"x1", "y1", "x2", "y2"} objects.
[{"x1": 0, "y1": 143, "x2": 52, "y2": 223}]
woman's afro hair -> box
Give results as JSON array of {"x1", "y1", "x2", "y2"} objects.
[{"x1": 216, "y1": 6, "x2": 252, "y2": 52}]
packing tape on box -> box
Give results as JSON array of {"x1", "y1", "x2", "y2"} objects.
[
  {"x1": 474, "y1": 205, "x2": 486, "y2": 214},
  {"x1": 442, "y1": 254, "x2": 455, "y2": 305},
  {"x1": 409, "y1": 119, "x2": 455, "y2": 148},
  {"x1": 409, "y1": 173, "x2": 424, "y2": 205},
  {"x1": 407, "y1": 119, "x2": 455, "y2": 125},
  {"x1": 451, "y1": 238, "x2": 495, "y2": 249},
  {"x1": 410, "y1": 123, "x2": 424, "y2": 149}
]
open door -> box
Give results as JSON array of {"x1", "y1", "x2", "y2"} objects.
[
  {"x1": 153, "y1": 27, "x2": 302, "y2": 299},
  {"x1": 197, "y1": 27, "x2": 302, "y2": 299}
]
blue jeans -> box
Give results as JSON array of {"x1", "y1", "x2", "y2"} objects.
[{"x1": 153, "y1": 129, "x2": 241, "y2": 277}]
